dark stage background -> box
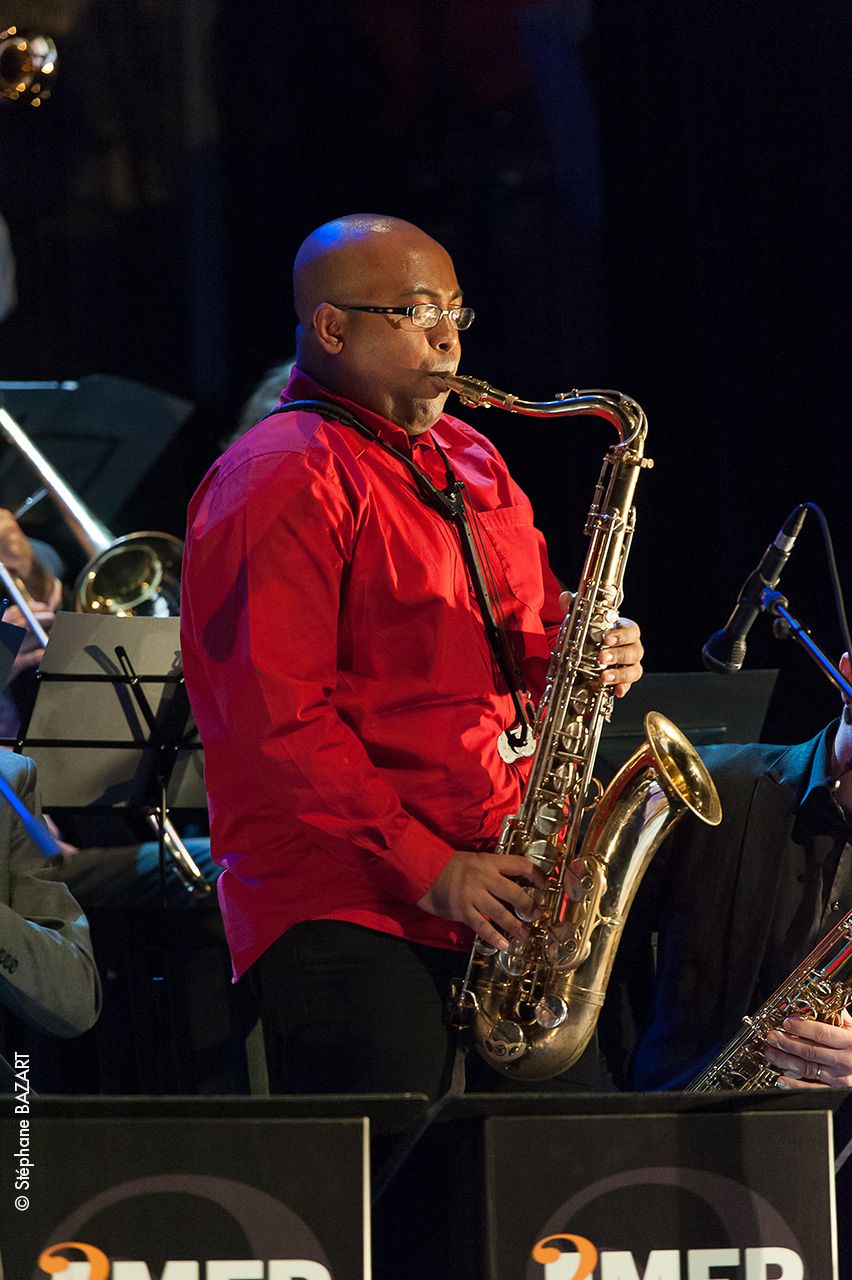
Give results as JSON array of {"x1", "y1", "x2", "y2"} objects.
[{"x1": 2, "y1": 0, "x2": 850, "y2": 743}]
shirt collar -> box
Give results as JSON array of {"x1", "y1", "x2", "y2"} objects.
[
  {"x1": 283, "y1": 367, "x2": 441, "y2": 454},
  {"x1": 797, "y1": 719, "x2": 851, "y2": 838}
]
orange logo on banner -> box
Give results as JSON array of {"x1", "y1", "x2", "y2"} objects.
[
  {"x1": 38, "y1": 1242, "x2": 110, "y2": 1279},
  {"x1": 531, "y1": 1233, "x2": 599, "y2": 1278}
]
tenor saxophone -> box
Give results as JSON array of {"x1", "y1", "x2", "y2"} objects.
[
  {"x1": 688, "y1": 910, "x2": 852, "y2": 1091},
  {"x1": 448, "y1": 374, "x2": 722, "y2": 1080}
]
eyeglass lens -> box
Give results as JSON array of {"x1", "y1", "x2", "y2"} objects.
[{"x1": 411, "y1": 304, "x2": 475, "y2": 330}]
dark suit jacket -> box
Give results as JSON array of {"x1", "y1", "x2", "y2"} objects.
[{"x1": 611, "y1": 725, "x2": 838, "y2": 1090}]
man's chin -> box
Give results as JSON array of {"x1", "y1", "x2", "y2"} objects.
[{"x1": 401, "y1": 395, "x2": 448, "y2": 436}]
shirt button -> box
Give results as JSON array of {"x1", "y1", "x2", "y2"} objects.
[{"x1": 830, "y1": 900, "x2": 842, "y2": 912}]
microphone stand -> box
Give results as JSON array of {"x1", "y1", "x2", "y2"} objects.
[{"x1": 761, "y1": 589, "x2": 852, "y2": 701}]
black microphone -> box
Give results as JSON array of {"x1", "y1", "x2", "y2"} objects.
[{"x1": 702, "y1": 505, "x2": 808, "y2": 674}]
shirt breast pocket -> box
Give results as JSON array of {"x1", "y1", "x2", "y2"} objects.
[{"x1": 474, "y1": 505, "x2": 544, "y2": 615}]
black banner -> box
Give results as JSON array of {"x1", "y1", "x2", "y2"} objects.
[
  {"x1": 485, "y1": 1111, "x2": 835, "y2": 1280},
  {"x1": 0, "y1": 1105, "x2": 368, "y2": 1280}
]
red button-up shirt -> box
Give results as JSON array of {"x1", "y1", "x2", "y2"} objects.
[{"x1": 181, "y1": 369, "x2": 564, "y2": 977}]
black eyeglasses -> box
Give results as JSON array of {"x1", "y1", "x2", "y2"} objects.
[{"x1": 332, "y1": 302, "x2": 475, "y2": 331}]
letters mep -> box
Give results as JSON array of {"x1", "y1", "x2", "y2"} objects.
[
  {"x1": 49, "y1": 1263, "x2": 332, "y2": 1280},
  {"x1": 541, "y1": 1247, "x2": 804, "y2": 1280}
]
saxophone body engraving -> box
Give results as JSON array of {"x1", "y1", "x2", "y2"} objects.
[
  {"x1": 447, "y1": 374, "x2": 722, "y2": 1080},
  {"x1": 689, "y1": 912, "x2": 852, "y2": 1092}
]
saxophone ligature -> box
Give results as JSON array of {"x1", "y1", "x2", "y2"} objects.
[{"x1": 447, "y1": 373, "x2": 722, "y2": 1080}]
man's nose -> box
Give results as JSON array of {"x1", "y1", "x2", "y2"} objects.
[{"x1": 429, "y1": 316, "x2": 459, "y2": 351}]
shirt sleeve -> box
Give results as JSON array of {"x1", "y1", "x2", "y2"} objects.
[
  {"x1": 182, "y1": 442, "x2": 456, "y2": 903},
  {"x1": 0, "y1": 756, "x2": 101, "y2": 1038}
]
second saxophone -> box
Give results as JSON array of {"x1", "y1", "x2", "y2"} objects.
[{"x1": 447, "y1": 374, "x2": 723, "y2": 1080}]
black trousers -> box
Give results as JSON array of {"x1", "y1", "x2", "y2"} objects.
[{"x1": 253, "y1": 920, "x2": 611, "y2": 1100}]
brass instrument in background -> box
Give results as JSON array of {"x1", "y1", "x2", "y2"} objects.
[
  {"x1": 689, "y1": 910, "x2": 852, "y2": 1091},
  {"x1": 448, "y1": 373, "x2": 722, "y2": 1079},
  {"x1": 0, "y1": 407, "x2": 207, "y2": 891},
  {"x1": 0, "y1": 26, "x2": 56, "y2": 105},
  {"x1": 0, "y1": 405, "x2": 182, "y2": 616}
]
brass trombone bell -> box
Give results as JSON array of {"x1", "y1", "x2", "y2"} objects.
[
  {"x1": 0, "y1": 405, "x2": 183, "y2": 617},
  {"x1": 78, "y1": 533, "x2": 183, "y2": 616}
]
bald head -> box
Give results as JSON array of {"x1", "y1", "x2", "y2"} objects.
[
  {"x1": 293, "y1": 214, "x2": 448, "y2": 324},
  {"x1": 290, "y1": 213, "x2": 464, "y2": 434}
]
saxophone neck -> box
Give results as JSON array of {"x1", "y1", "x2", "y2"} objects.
[{"x1": 444, "y1": 374, "x2": 649, "y2": 453}]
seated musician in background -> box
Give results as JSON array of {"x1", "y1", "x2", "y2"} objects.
[
  {"x1": 224, "y1": 358, "x2": 296, "y2": 448},
  {"x1": 0, "y1": 506, "x2": 63, "y2": 689},
  {"x1": 0, "y1": 733, "x2": 100, "y2": 1082},
  {"x1": 0, "y1": 507, "x2": 250, "y2": 1094},
  {"x1": 0, "y1": 504, "x2": 218, "y2": 904},
  {"x1": 0, "y1": 507, "x2": 62, "y2": 612},
  {"x1": 181, "y1": 212, "x2": 644, "y2": 1099},
  {"x1": 609, "y1": 653, "x2": 852, "y2": 1092}
]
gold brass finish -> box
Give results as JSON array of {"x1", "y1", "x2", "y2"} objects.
[
  {"x1": 0, "y1": 27, "x2": 57, "y2": 105},
  {"x1": 689, "y1": 912, "x2": 852, "y2": 1091},
  {"x1": 449, "y1": 375, "x2": 721, "y2": 1079}
]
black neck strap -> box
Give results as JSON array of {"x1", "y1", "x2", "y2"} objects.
[{"x1": 265, "y1": 399, "x2": 533, "y2": 747}]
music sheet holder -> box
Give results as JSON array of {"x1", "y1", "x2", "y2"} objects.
[
  {"x1": 16, "y1": 613, "x2": 207, "y2": 897},
  {"x1": 0, "y1": 375, "x2": 194, "y2": 527}
]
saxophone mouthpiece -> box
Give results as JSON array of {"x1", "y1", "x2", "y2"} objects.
[
  {"x1": 445, "y1": 374, "x2": 493, "y2": 407},
  {"x1": 446, "y1": 374, "x2": 519, "y2": 411}
]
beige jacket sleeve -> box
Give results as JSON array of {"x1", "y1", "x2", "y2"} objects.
[{"x1": 0, "y1": 752, "x2": 101, "y2": 1037}]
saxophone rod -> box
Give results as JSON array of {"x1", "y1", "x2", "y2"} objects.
[{"x1": 444, "y1": 374, "x2": 647, "y2": 449}]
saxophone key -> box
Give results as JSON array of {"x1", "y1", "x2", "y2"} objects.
[
  {"x1": 515, "y1": 881, "x2": 548, "y2": 923},
  {"x1": 570, "y1": 687, "x2": 594, "y2": 714},
  {"x1": 588, "y1": 607, "x2": 621, "y2": 644},
  {"x1": 526, "y1": 839, "x2": 557, "y2": 869},
  {"x1": 498, "y1": 940, "x2": 528, "y2": 977},
  {"x1": 534, "y1": 993, "x2": 568, "y2": 1030},
  {"x1": 544, "y1": 925, "x2": 591, "y2": 972},
  {"x1": 566, "y1": 856, "x2": 596, "y2": 897},
  {"x1": 533, "y1": 802, "x2": 565, "y2": 836},
  {"x1": 473, "y1": 937, "x2": 499, "y2": 958},
  {"x1": 483, "y1": 1020, "x2": 527, "y2": 1064}
]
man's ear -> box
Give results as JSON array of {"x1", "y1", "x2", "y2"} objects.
[{"x1": 312, "y1": 303, "x2": 345, "y2": 354}]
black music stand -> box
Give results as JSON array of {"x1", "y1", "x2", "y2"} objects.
[
  {"x1": 14, "y1": 613, "x2": 213, "y2": 1091},
  {"x1": 374, "y1": 1088, "x2": 850, "y2": 1280},
  {"x1": 597, "y1": 667, "x2": 778, "y2": 783},
  {"x1": 15, "y1": 613, "x2": 206, "y2": 888},
  {"x1": 0, "y1": 375, "x2": 193, "y2": 527}
]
